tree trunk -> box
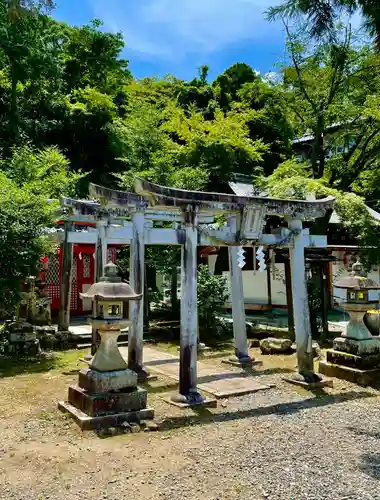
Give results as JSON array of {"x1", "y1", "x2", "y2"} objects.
[
  {"x1": 311, "y1": 120, "x2": 325, "y2": 178},
  {"x1": 10, "y1": 68, "x2": 19, "y2": 140}
]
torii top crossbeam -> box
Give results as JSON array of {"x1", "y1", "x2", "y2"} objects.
[{"x1": 61, "y1": 179, "x2": 334, "y2": 246}]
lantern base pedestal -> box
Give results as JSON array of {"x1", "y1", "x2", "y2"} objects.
[
  {"x1": 58, "y1": 401, "x2": 154, "y2": 431},
  {"x1": 59, "y1": 366, "x2": 154, "y2": 430},
  {"x1": 319, "y1": 349, "x2": 380, "y2": 386},
  {"x1": 67, "y1": 385, "x2": 148, "y2": 416},
  {"x1": 333, "y1": 336, "x2": 380, "y2": 356},
  {"x1": 78, "y1": 368, "x2": 138, "y2": 393}
]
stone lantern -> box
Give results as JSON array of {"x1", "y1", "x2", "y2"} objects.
[
  {"x1": 319, "y1": 260, "x2": 380, "y2": 385},
  {"x1": 58, "y1": 263, "x2": 154, "y2": 430}
]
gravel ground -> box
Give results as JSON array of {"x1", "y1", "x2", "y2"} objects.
[{"x1": 1, "y1": 351, "x2": 380, "y2": 500}]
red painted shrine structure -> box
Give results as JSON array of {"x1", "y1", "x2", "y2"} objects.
[{"x1": 41, "y1": 221, "x2": 117, "y2": 316}]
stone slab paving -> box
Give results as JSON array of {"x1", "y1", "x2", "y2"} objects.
[{"x1": 119, "y1": 346, "x2": 273, "y2": 398}]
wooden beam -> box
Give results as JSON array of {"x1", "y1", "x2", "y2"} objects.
[{"x1": 67, "y1": 227, "x2": 328, "y2": 249}]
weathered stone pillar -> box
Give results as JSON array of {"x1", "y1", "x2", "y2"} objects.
[
  {"x1": 287, "y1": 219, "x2": 324, "y2": 385},
  {"x1": 128, "y1": 212, "x2": 149, "y2": 380},
  {"x1": 91, "y1": 223, "x2": 106, "y2": 356},
  {"x1": 172, "y1": 205, "x2": 204, "y2": 405},
  {"x1": 58, "y1": 221, "x2": 73, "y2": 332},
  {"x1": 228, "y1": 245, "x2": 253, "y2": 365}
]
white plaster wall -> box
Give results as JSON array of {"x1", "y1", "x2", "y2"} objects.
[{"x1": 208, "y1": 255, "x2": 287, "y2": 306}]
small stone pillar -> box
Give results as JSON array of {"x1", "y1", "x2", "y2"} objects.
[
  {"x1": 319, "y1": 260, "x2": 380, "y2": 385},
  {"x1": 58, "y1": 263, "x2": 154, "y2": 430},
  {"x1": 128, "y1": 211, "x2": 150, "y2": 381},
  {"x1": 283, "y1": 219, "x2": 331, "y2": 388}
]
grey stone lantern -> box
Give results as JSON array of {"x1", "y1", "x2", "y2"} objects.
[
  {"x1": 333, "y1": 260, "x2": 380, "y2": 354},
  {"x1": 319, "y1": 260, "x2": 380, "y2": 385},
  {"x1": 335, "y1": 260, "x2": 378, "y2": 305},
  {"x1": 58, "y1": 263, "x2": 154, "y2": 430},
  {"x1": 80, "y1": 262, "x2": 141, "y2": 372}
]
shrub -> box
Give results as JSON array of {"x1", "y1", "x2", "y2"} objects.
[{"x1": 197, "y1": 264, "x2": 229, "y2": 329}]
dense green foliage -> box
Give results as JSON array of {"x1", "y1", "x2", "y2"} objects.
[
  {"x1": 268, "y1": 0, "x2": 380, "y2": 47},
  {"x1": 197, "y1": 265, "x2": 229, "y2": 329},
  {"x1": 1, "y1": 0, "x2": 380, "y2": 305}
]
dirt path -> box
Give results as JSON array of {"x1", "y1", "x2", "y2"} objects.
[{"x1": 1, "y1": 348, "x2": 380, "y2": 500}]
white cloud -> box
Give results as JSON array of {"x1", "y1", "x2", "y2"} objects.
[{"x1": 89, "y1": 0, "x2": 281, "y2": 61}]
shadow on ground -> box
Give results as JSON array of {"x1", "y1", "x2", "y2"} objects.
[
  {"x1": 156, "y1": 390, "x2": 374, "y2": 431},
  {"x1": 0, "y1": 351, "x2": 83, "y2": 377},
  {"x1": 242, "y1": 365, "x2": 295, "y2": 377},
  {"x1": 359, "y1": 453, "x2": 380, "y2": 480}
]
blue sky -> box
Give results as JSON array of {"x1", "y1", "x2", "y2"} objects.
[{"x1": 54, "y1": 0, "x2": 288, "y2": 81}]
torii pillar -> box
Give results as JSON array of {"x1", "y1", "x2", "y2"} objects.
[
  {"x1": 58, "y1": 221, "x2": 73, "y2": 333},
  {"x1": 283, "y1": 219, "x2": 332, "y2": 388},
  {"x1": 128, "y1": 211, "x2": 150, "y2": 381},
  {"x1": 171, "y1": 205, "x2": 215, "y2": 407},
  {"x1": 225, "y1": 215, "x2": 256, "y2": 366}
]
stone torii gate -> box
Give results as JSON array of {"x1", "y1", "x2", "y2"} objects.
[{"x1": 59, "y1": 179, "x2": 334, "y2": 405}]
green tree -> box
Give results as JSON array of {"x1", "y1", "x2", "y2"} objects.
[
  {"x1": 268, "y1": 0, "x2": 380, "y2": 47},
  {"x1": 258, "y1": 158, "x2": 380, "y2": 265},
  {"x1": 213, "y1": 63, "x2": 258, "y2": 108},
  {"x1": 0, "y1": 172, "x2": 54, "y2": 309},
  {"x1": 162, "y1": 103, "x2": 267, "y2": 190},
  {"x1": 235, "y1": 79, "x2": 293, "y2": 175},
  {"x1": 0, "y1": 0, "x2": 61, "y2": 141},
  {"x1": 197, "y1": 264, "x2": 229, "y2": 332},
  {"x1": 277, "y1": 22, "x2": 380, "y2": 195},
  {"x1": 0, "y1": 143, "x2": 85, "y2": 198},
  {"x1": 62, "y1": 19, "x2": 131, "y2": 94}
]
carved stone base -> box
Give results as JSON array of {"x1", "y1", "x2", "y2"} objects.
[
  {"x1": 282, "y1": 372, "x2": 333, "y2": 389},
  {"x1": 319, "y1": 360, "x2": 380, "y2": 387},
  {"x1": 58, "y1": 401, "x2": 154, "y2": 431},
  {"x1": 333, "y1": 336, "x2": 380, "y2": 356},
  {"x1": 326, "y1": 349, "x2": 380, "y2": 370},
  {"x1": 78, "y1": 368, "x2": 137, "y2": 393},
  {"x1": 164, "y1": 392, "x2": 217, "y2": 408},
  {"x1": 68, "y1": 385, "x2": 148, "y2": 416}
]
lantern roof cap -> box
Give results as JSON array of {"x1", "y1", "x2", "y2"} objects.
[
  {"x1": 334, "y1": 260, "x2": 380, "y2": 290},
  {"x1": 80, "y1": 263, "x2": 142, "y2": 300}
]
